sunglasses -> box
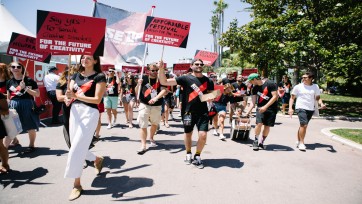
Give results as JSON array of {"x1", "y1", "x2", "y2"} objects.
[
  {"x1": 108, "y1": 71, "x2": 114, "y2": 73},
  {"x1": 302, "y1": 76, "x2": 310, "y2": 79},
  {"x1": 11, "y1": 65, "x2": 22, "y2": 69},
  {"x1": 210, "y1": 76, "x2": 217, "y2": 78},
  {"x1": 150, "y1": 70, "x2": 158, "y2": 72},
  {"x1": 194, "y1": 63, "x2": 204, "y2": 66}
]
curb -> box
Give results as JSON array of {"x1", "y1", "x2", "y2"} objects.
[
  {"x1": 321, "y1": 127, "x2": 362, "y2": 151},
  {"x1": 277, "y1": 113, "x2": 362, "y2": 121}
]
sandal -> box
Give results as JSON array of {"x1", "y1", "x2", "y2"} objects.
[
  {"x1": 165, "y1": 123, "x2": 170, "y2": 128},
  {"x1": 68, "y1": 186, "x2": 83, "y2": 201},
  {"x1": 129, "y1": 123, "x2": 133, "y2": 128},
  {"x1": 0, "y1": 165, "x2": 10, "y2": 174},
  {"x1": 9, "y1": 138, "x2": 20, "y2": 148}
]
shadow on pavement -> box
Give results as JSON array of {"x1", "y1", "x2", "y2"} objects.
[
  {"x1": 8, "y1": 147, "x2": 68, "y2": 159},
  {"x1": 156, "y1": 129, "x2": 184, "y2": 136},
  {"x1": 115, "y1": 193, "x2": 177, "y2": 201},
  {"x1": 202, "y1": 158, "x2": 244, "y2": 169},
  {"x1": 307, "y1": 143, "x2": 337, "y2": 153},
  {"x1": 153, "y1": 140, "x2": 190, "y2": 154},
  {"x1": 264, "y1": 144, "x2": 294, "y2": 151},
  {"x1": 101, "y1": 136, "x2": 132, "y2": 143},
  {"x1": 0, "y1": 167, "x2": 50, "y2": 189},
  {"x1": 84, "y1": 175, "x2": 157, "y2": 200},
  {"x1": 111, "y1": 164, "x2": 151, "y2": 174}
]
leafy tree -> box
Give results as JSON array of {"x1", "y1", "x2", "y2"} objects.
[{"x1": 219, "y1": 0, "x2": 362, "y2": 95}]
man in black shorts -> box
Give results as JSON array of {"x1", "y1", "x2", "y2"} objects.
[
  {"x1": 245, "y1": 73, "x2": 278, "y2": 150},
  {"x1": 158, "y1": 59, "x2": 214, "y2": 169}
]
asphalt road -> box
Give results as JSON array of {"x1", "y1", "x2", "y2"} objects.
[{"x1": 1, "y1": 107, "x2": 362, "y2": 204}]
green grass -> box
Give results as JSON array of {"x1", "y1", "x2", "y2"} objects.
[
  {"x1": 319, "y1": 94, "x2": 362, "y2": 117},
  {"x1": 330, "y1": 129, "x2": 362, "y2": 144}
]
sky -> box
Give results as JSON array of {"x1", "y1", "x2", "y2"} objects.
[{"x1": 3, "y1": 0, "x2": 252, "y2": 65}]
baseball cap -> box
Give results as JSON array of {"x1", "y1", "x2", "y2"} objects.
[
  {"x1": 48, "y1": 66, "x2": 58, "y2": 72},
  {"x1": 247, "y1": 73, "x2": 260, "y2": 81}
]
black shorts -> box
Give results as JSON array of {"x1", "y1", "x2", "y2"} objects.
[
  {"x1": 182, "y1": 112, "x2": 209, "y2": 133},
  {"x1": 296, "y1": 109, "x2": 314, "y2": 125},
  {"x1": 256, "y1": 108, "x2": 277, "y2": 127}
]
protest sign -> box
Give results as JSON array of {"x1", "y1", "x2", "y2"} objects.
[
  {"x1": 36, "y1": 10, "x2": 106, "y2": 55},
  {"x1": 142, "y1": 16, "x2": 190, "y2": 48},
  {"x1": 242, "y1": 68, "x2": 258, "y2": 77},
  {"x1": 94, "y1": 2, "x2": 151, "y2": 65},
  {"x1": 213, "y1": 85, "x2": 224, "y2": 101},
  {"x1": 173, "y1": 63, "x2": 191, "y2": 75},
  {"x1": 7, "y1": 32, "x2": 51, "y2": 63},
  {"x1": 194, "y1": 50, "x2": 218, "y2": 66},
  {"x1": 122, "y1": 65, "x2": 141, "y2": 73}
]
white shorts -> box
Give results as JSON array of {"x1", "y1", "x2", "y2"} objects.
[{"x1": 137, "y1": 103, "x2": 162, "y2": 128}]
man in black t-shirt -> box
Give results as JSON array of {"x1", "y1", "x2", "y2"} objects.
[
  {"x1": 230, "y1": 74, "x2": 248, "y2": 121},
  {"x1": 245, "y1": 73, "x2": 278, "y2": 151},
  {"x1": 135, "y1": 63, "x2": 167, "y2": 154},
  {"x1": 221, "y1": 71, "x2": 236, "y2": 85},
  {"x1": 159, "y1": 59, "x2": 214, "y2": 169}
]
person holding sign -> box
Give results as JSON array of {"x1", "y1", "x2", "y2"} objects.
[
  {"x1": 245, "y1": 73, "x2": 278, "y2": 151},
  {"x1": 231, "y1": 74, "x2": 248, "y2": 112},
  {"x1": 158, "y1": 59, "x2": 214, "y2": 169},
  {"x1": 135, "y1": 63, "x2": 167, "y2": 154},
  {"x1": 6, "y1": 62, "x2": 40, "y2": 154},
  {"x1": 64, "y1": 55, "x2": 106, "y2": 201},
  {"x1": 104, "y1": 68, "x2": 120, "y2": 129}
]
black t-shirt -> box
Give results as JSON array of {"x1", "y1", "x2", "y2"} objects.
[
  {"x1": 222, "y1": 77, "x2": 236, "y2": 85},
  {"x1": 56, "y1": 82, "x2": 67, "y2": 95},
  {"x1": 232, "y1": 82, "x2": 247, "y2": 103},
  {"x1": 251, "y1": 80, "x2": 278, "y2": 110},
  {"x1": 215, "y1": 93, "x2": 232, "y2": 106},
  {"x1": 6, "y1": 77, "x2": 38, "y2": 100},
  {"x1": 176, "y1": 75, "x2": 214, "y2": 115},
  {"x1": 278, "y1": 80, "x2": 292, "y2": 95},
  {"x1": 121, "y1": 81, "x2": 136, "y2": 96},
  {"x1": 139, "y1": 75, "x2": 164, "y2": 106},
  {"x1": 106, "y1": 76, "x2": 119, "y2": 97},
  {"x1": 0, "y1": 92, "x2": 5, "y2": 100},
  {"x1": 71, "y1": 72, "x2": 106, "y2": 109}
]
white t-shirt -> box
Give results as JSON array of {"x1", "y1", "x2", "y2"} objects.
[
  {"x1": 292, "y1": 83, "x2": 321, "y2": 111},
  {"x1": 43, "y1": 72, "x2": 60, "y2": 91}
]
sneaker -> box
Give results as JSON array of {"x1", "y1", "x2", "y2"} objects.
[
  {"x1": 213, "y1": 129, "x2": 219, "y2": 136},
  {"x1": 178, "y1": 113, "x2": 182, "y2": 117},
  {"x1": 296, "y1": 141, "x2": 300, "y2": 148},
  {"x1": 219, "y1": 134, "x2": 226, "y2": 140},
  {"x1": 253, "y1": 140, "x2": 259, "y2": 151},
  {"x1": 258, "y1": 143, "x2": 265, "y2": 150},
  {"x1": 107, "y1": 124, "x2": 112, "y2": 129},
  {"x1": 192, "y1": 156, "x2": 204, "y2": 169},
  {"x1": 298, "y1": 143, "x2": 306, "y2": 151},
  {"x1": 113, "y1": 117, "x2": 117, "y2": 125},
  {"x1": 150, "y1": 141, "x2": 158, "y2": 147},
  {"x1": 184, "y1": 153, "x2": 192, "y2": 165}
]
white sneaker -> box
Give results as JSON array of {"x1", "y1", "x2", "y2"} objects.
[
  {"x1": 150, "y1": 141, "x2": 158, "y2": 147},
  {"x1": 219, "y1": 134, "x2": 226, "y2": 140},
  {"x1": 113, "y1": 117, "x2": 117, "y2": 126},
  {"x1": 213, "y1": 129, "x2": 219, "y2": 136},
  {"x1": 107, "y1": 124, "x2": 112, "y2": 129},
  {"x1": 296, "y1": 141, "x2": 300, "y2": 148},
  {"x1": 298, "y1": 143, "x2": 306, "y2": 151}
]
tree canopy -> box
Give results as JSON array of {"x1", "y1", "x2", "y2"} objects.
[{"x1": 219, "y1": 0, "x2": 362, "y2": 95}]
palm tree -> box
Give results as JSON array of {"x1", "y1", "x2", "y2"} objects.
[
  {"x1": 213, "y1": 0, "x2": 228, "y2": 67},
  {"x1": 210, "y1": 14, "x2": 219, "y2": 67}
]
